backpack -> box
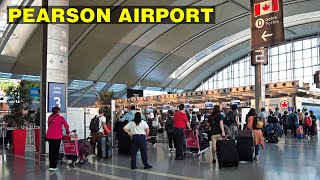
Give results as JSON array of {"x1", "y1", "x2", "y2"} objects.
[
  {"x1": 226, "y1": 111, "x2": 237, "y2": 126},
  {"x1": 165, "y1": 117, "x2": 174, "y2": 133},
  {"x1": 289, "y1": 114, "x2": 298, "y2": 124},
  {"x1": 191, "y1": 116, "x2": 197, "y2": 128},
  {"x1": 268, "y1": 116, "x2": 278, "y2": 124},
  {"x1": 89, "y1": 115, "x2": 101, "y2": 133},
  {"x1": 253, "y1": 117, "x2": 263, "y2": 129},
  {"x1": 304, "y1": 116, "x2": 312, "y2": 127}
]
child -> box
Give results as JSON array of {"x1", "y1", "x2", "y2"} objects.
[{"x1": 296, "y1": 123, "x2": 304, "y2": 139}]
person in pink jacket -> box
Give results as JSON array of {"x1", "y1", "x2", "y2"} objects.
[{"x1": 46, "y1": 106, "x2": 70, "y2": 171}]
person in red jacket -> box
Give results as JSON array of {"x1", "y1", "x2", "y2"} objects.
[
  {"x1": 173, "y1": 104, "x2": 191, "y2": 160},
  {"x1": 46, "y1": 106, "x2": 70, "y2": 171}
]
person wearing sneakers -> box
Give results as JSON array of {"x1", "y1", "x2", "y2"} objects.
[
  {"x1": 208, "y1": 105, "x2": 226, "y2": 164},
  {"x1": 46, "y1": 106, "x2": 70, "y2": 171},
  {"x1": 174, "y1": 104, "x2": 191, "y2": 160},
  {"x1": 123, "y1": 112, "x2": 152, "y2": 170},
  {"x1": 165, "y1": 110, "x2": 175, "y2": 153},
  {"x1": 246, "y1": 108, "x2": 264, "y2": 161}
]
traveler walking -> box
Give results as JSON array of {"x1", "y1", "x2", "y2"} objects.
[
  {"x1": 303, "y1": 112, "x2": 312, "y2": 137},
  {"x1": 282, "y1": 111, "x2": 289, "y2": 137},
  {"x1": 227, "y1": 104, "x2": 239, "y2": 139},
  {"x1": 274, "y1": 107, "x2": 282, "y2": 120},
  {"x1": 165, "y1": 110, "x2": 175, "y2": 153},
  {"x1": 297, "y1": 109, "x2": 303, "y2": 125},
  {"x1": 246, "y1": 108, "x2": 264, "y2": 161},
  {"x1": 258, "y1": 108, "x2": 267, "y2": 126},
  {"x1": 123, "y1": 112, "x2": 152, "y2": 170},
  {"x1": 310, "y1": 111, "x2": 317, "y2": 138},
  {"x1": 191, "y1": 111, "x2": 199, "y2": 129},
  {"x1": 46, "y1": 106, "x2": 70, "y2": 171},
  {"x1": 288, "y1": 111, "x2": 299, "y2": 138},
  {"x1": 90, "y1": 109, "x2": 109, "y2": 155},
  {"x1": 208, "y1": 105, "x2": 226, "y2": 164},
  {"x1": 174, "y1": 104, "x2": 191, "y2": 160}
]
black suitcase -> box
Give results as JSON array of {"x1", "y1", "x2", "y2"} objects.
[
  {"x1": 216, "y1": 139, "x2": 239, "y2": 168},
  {"x1": 118, "y1": 135, "x2": 131, "y2": 155},
  {"x1": 237, "y1": 137, "x2": 254, "y2": 162},
  {"x1": 311, "y1": 123, "x2": 318, "y2": 136},
  {"x1": 267, "y1": 133, "x2": 279, "y2": 143}
]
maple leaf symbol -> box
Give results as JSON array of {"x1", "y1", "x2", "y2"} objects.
[{"x1": 262, "y1": 4, "x2": 270, "y2": 11}]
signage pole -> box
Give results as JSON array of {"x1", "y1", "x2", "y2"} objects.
[
  {"x1": 250, "y1": 0, "x2": 284, "y2": 112},
  {"x1": 254, "y1": 63, "x2": 265, "y2": 112},
  {"x1": 40, "y1": 0, "x2": 69, "y2": 160}
]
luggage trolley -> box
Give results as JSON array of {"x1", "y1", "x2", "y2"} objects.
[
  {"x1": 185, "y1": 125, "x2": 210, "y2": 158},
  {"x1": 60, "y1": 130, "x2": 80, "y2": 167}
]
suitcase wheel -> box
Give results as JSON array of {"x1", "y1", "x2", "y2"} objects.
[{"x1": 73, "y1": 161, "x2": 79, "y2": 168}]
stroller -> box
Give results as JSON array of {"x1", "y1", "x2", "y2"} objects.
[
  {"x1": 266, "y1": 123, "x2": 283, "y2": 143},
  {"x1": 185, "y1": 125, "x2": 210, "y2": 158},
  {"x1": 59, "y1": 130, "x2": 93, "y2": 167}
]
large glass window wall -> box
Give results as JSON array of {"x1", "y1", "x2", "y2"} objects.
[{"x1": 196, "y1": 36, "x2": 320, "y2": 91}]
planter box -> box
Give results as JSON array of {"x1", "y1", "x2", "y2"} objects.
[{"x1": 12, "y1": 129, "x2": 27, "y2": 155}]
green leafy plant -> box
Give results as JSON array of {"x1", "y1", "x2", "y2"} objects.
[
  {"x1": 99, "y1": 91, "x2": 115, "y2": 121},
  {"x1": 3, "y1": 80, "x2": 34, "y2": 129}
]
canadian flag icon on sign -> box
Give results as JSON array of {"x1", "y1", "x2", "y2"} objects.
[{"x1": 254, "y1": 0, "x2": 279, "y2": 17}]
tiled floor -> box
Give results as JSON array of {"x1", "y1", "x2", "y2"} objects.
[{"x1": 1, "y1": 137, "x2": 320, "y2": 180}]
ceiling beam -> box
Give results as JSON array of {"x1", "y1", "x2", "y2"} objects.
[
  {"x1": 228, "y1": 0, "x2": 250, "y2": 11},
  {"x1": 68, "y1": 84, "x2": 93, "y2": 96}
]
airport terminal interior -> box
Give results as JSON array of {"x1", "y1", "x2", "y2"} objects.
[{"x1": 1, "y1": 0, "x2": 320, "y2": 179}]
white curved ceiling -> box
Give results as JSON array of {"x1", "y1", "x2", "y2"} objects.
[{"x1": 0, "y1": 0, "x2": 319, "y2": 92}]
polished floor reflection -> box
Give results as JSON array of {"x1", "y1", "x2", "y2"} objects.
[{"x1": 1, "y1": 137, "x2": 320, "y2": 180}]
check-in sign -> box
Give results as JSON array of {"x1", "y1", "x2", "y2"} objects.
[{"x1": 250, "y1": 0, "x2": 284, "y2": 49}]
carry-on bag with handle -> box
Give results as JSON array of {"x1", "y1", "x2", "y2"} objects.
[
  {"x1": 97, "y1": 136, "x2": 108, "y2": 158},
  {"x1": 107, "y1": 135, "x2": 112, "y2": 158},
  {"x1": 237, "y1": 130, "x2": 253, "y2": 138},
  {"x1": 216, "y1": 139, "x2": 239, "y2": 168},
  {"x1": 237, "y1": 130, "x2": 254, "y2": 162},
  {"x1": 237, "y1": 137, "x2": 254, "y2": 162}
]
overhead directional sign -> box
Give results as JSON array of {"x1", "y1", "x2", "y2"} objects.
[
  {"x1": 251, "y1": 47, "x2": 268, "y2": 65},
  {"x1": 250, "y1": 0, "x2": 284, "y2": 48}
]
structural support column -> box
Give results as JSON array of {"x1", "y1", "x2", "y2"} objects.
[
  {"x1": 254, "y1": 63, "x2": 265, "y2": 111},
  {"x1": 40, "y1": 0, "x2": 69, "y2": 159}
]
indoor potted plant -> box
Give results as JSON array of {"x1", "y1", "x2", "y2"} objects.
[{"x1": 4, "y1": 80, "x2": 33, "y2": 155}]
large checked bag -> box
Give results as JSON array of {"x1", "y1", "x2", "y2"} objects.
[
  {"x1": 216, "y1": 139, "x2": 239, "y2": 168},
  {"x1": 97, "y1": 136, "x2": 108, "y2": 158},
  {"x1": 237, "y1": 137, "x2": 254, "y2": 162}
]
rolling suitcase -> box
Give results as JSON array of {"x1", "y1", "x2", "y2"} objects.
[
  {"x1": 237, "y1": 137, "x2": 254, "y2": 162},
  {"x1": 97, "y1": 136, "x2": 108, "y2": 158},
  {"x1": 107, "y1": 135, "x2": 112, "y2": 158},
  {"x1": 237, "y1": 130, "x2": 254, "y2": 162},
  {"x1": 311, "y1": 123, "x2": 318, "y2": 136},
  {"x1": 216, "y1": 139, "x2": 239, "y2": 168}
]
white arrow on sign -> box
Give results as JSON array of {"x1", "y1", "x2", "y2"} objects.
[{"x1": 261, "y1": 31, "x2": 273, "y2": 41}]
